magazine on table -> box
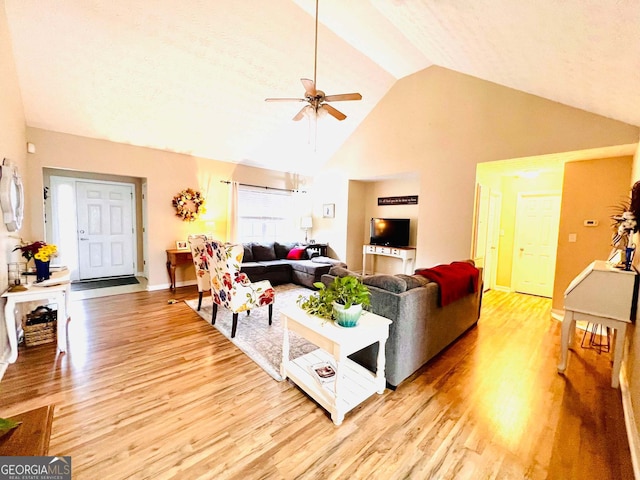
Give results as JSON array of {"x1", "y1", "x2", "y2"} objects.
[{"x1": 309, "y1": 361, "x2": 336, "y2": 385}]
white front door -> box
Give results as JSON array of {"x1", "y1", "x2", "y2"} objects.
[
  {"x1": 512, "y1": 193, "x2": 561, "y2": 297},
  {"x1": 77, "y1": 181, "x2": 135, "y2": 280}
]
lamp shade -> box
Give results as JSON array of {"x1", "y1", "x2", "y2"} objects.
[{"x1": 300, "y1": 216, "x2": 313, "y2": 229}]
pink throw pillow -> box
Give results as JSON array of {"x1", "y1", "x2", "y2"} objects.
[{"x1": 286, "y1": 247, "x2": 306, "y2": 260}]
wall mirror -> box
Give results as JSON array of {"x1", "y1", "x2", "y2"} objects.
[{"x1": 0, "y1": 159, "x2": 24, "y2": 232}]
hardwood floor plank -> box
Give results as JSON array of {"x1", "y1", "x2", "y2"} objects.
[{"x1": 0, "y1": 287, "x2": 634, "y2": 479}]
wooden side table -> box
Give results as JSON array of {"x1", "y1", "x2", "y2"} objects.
[
  {"x1": 280, "y1": 306, "x2": 391, "y2": 425},
  {"x1": 165, "y1": 249, "x2": 193, "y2": 291},
  {"x1": 0, "y1": 405, "x2": 54, "y2": 456}
]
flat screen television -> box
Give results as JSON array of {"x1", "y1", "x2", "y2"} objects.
[{"x1": 370, "y1": 218, "x2": 410, "y2": 247}]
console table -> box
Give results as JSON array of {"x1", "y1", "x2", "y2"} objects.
[
  {"x1": 362, "y1": 244, "x2": 416, "y2": 275},
  {"x1": 558, "y1": 260, "x2": 639, "y2": 388},
  {"x1": 280, "y1": 306, "x2": 391, "y2": 425},
  {"x1": 166, "y1": 249, "x2": 192, "y2": 291},
  {"x1": 1, "y1": 271, "x2": 70, "y2": 366}
]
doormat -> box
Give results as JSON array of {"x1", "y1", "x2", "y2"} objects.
[{"x1": 71, "y1": 276, "x2": 139, "y2": 291}]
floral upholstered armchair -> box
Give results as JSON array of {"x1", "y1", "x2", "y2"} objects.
[
  {"x1": 188, "y1": 234, "x2": 215, "y2": 311},
  {"x1": 205, "y1": 240, "x2": 275, "y2": 338}
]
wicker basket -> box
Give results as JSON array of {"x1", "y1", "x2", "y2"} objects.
[
  {"x1": 24, "y1": 320, "x2": 57, "y2": 346},
  {"x1": 24, "y1": 305, "x2": 57, "y2": 347}
]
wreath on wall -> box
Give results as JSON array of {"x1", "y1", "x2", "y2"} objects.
[{"x1": 172, "y1": 188, "x2": 206, "y2": 222}]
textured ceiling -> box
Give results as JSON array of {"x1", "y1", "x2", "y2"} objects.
[{"x1": 4, "y1": 0, "x2": 640, "y2": 174}]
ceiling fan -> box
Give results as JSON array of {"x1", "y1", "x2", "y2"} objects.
[{"x1": 265, "y1": 0, "x2": 362, "y2": 121}]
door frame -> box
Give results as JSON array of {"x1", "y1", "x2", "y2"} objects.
[
  {"x1": 511, "y1": 190, "x2": 561, "y2": 296},
  {"x1": 49, "y1": 176, "x2": 138, "y2": 282}
]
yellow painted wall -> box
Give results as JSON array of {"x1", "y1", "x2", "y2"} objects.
[{"x1": 551, "y1": 156, "x2": 633, "y2": 311}]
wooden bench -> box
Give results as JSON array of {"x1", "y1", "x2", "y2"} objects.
[{"x1": 0, "y1": 405, "x2": 54, "y2": 456}]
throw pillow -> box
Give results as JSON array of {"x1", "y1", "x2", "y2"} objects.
[
  {"x1": 242, "y1": 244, "x2": 253, "y2": 263},
  {"x1": 286, "y1": 247, "x2": 306, "y2": 260},
  {"x1": 328, "y1": 266, "x2": 360, "y2": 278},
  {"x1": 396, "y1": 274, "x2": 430, "y2": 290},
  {"x1": 275, "y1": 242, "x2": 297, "y2": 259},
  {"x1": 252, "y1": 243, "x2": 277, "y2": 261},
  {"x1": 363, "y1": 274, "x2": 407, "y2": 294}
]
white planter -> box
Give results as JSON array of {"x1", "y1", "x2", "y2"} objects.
[{"x1": 333, "y1": 302, "x2": 363, "y2": 328}]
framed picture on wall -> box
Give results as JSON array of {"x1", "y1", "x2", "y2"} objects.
[
  {"x1": 176, "y1": 240, "x2": 188, "y2": 250},
  {"x1": 323, "y1": 204, "x2": 335, "y2": 218}
]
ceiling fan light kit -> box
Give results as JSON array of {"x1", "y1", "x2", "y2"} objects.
[{"x1": 265, "y1": 0, "x2": 362, "y2": 122}]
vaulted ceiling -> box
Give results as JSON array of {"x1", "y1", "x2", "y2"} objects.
[{"x1": 5, "y1": 0, "x2": 639, "y2": 174}]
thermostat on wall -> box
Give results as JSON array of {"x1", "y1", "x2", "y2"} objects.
[{"x1": 583, "y1": 220, "x2": 599, "y2": 227}]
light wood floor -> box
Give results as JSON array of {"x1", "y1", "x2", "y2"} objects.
[{"x1": 1, "y1": 286, "x2": 633, "y2": 479}]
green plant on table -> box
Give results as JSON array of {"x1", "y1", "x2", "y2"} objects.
[{"x1": 297, "y1": 275, "x2": 370, "y2": 321}]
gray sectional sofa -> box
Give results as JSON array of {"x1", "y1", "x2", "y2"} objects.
[
  {"x1": 241, "y1": 242, "x2": 346, "y2": 289},
  {"x1": 321, "y1": 262, "x2": 483, "y2": 388}
]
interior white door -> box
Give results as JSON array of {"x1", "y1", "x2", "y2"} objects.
[
  {"x1": 512, "y1": 193, "x2": 561, "y2": 297},
  {"x1": 76, "y1": 181, "x2": 135, "y2": 280},
  {"x1": 473, "y1": 184, "x2": 489, "y2": 275},
  {"x1": 485, "y1": 191, "x2": 502, "y2": 290}
]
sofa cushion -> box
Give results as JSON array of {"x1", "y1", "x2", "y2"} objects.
[
  {"x1": 396, "y1": 274, "x2": 431, "y2": 290},
  {"x1": 240, "y1": 262, "x2": 267, "y2": 275},
  {"x1": 287, "y1": 259, "x2": 329, "y2": 275},
  {"x1": 256, "y1": 259, "x2": 291, "y2": 272},
  {"x1": 242, "y1": 244, "x2": 253, "y2": 262},
  {"x1": 328, "y1": 266, "x2": 360, "y2": 278},
  {"x1": 274, "y1": 242, "x2": 298, "y2": 259},
  {"x1": 363, "y1": 274, "x2": 407, "y2": 294},
  {"x1": 252, "y1": 243, "x2": 277, "y2": 261},
  {"x1": 311, "y1": 256, "x2": 346, "y2": 267}
]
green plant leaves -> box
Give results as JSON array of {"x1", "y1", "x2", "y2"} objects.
[
  {"x1": 0, "y1": 417, "x2": 22, "y2": 438},
  {"x1": 297, "y1": 276, "x2": 370, "y2": 320}
]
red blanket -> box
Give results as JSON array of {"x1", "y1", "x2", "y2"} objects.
[{"x1": 415, "y1": 261, "x2": 480, "y2": 307}]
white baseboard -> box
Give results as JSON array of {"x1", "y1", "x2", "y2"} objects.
[
  {"x1": 492, "y1": 285, "x2": 511, "y2": 293},
  {"x1": 620, "y1": 361, "x2": 640, "y2": 480},
  {"x1": 551, "y1": 308, "x2": 564, "y2": 321},
  {"x1": 148, "y1": 279, "x2": 197, "y2": 292}
]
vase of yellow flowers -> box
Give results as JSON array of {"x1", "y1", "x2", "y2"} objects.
[{"x1": 14, "y1": 240, "x2": 57, "y2": 282}]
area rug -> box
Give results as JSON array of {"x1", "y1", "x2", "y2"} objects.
[
  {"x1": 71, "y1": 276, "x2": 139, "y2": 291},
  {"x1": 185, "y1": 284, "x2": 319, "y2": 381}
]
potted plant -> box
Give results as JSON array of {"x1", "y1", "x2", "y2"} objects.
[{"x1": 297, "y1": 276, "x2": 371, "y2": 327}]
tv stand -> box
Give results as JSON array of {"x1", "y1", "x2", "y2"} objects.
[{"x1": 362, "y1": 245, "x2": 416, "y2": 275}]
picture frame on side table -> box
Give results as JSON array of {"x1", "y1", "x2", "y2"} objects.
[
  {"x1": 176, "y1": 240, "x2": 188, "y2": 250},
  {"x1": 323, "y1": 204, "x2": 335, "y2": 218}
]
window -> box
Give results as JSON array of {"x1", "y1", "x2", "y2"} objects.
[{"x1": 237, "y1": 186, "x2": 297, "y2": 243}]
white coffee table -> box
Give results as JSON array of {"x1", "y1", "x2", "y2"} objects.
[{"x1": 280, "y1": 306, "x2": 391, "y2": 425}]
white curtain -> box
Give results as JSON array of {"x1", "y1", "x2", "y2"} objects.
[{"x1": 226, "y1": 181, "x2": 239, "y2": 243}]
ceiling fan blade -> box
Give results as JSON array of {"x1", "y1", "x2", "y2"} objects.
[
  {"x1": 265, "y1": 97, "x2": 306, "y2": 102},
  {"x1": 322, "y1": 104, "x2": 347, "y2": 121},
  {"x1": 301, "y1": 78, "x2": 316, "y2": 96},
  {"x1": 293, "y1": 105, "x2": 313, "y2": 121},
  {"x1": 323, "y1": 93, "x2": 362, "y2": 102}
]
